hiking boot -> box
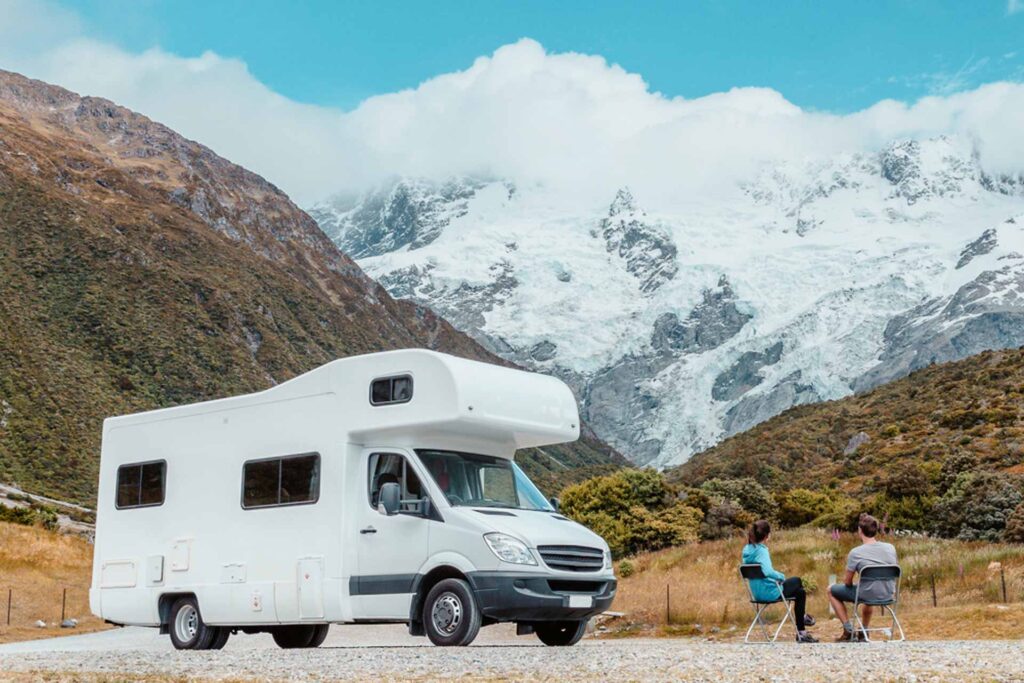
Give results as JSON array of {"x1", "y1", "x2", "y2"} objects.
[
  {"x1": 835, "y1": 630, "x2": 853, "y2": 642},
  {"x1": 796, "y1": 632, "x2": 819, "y2": 643},
  {"x1": 803, "y1": 614, "x2": 816, "y2": 627}
]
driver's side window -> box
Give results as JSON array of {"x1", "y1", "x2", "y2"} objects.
[{"x1": 368, "y1": 452, "x2": 425, "y2": 514}]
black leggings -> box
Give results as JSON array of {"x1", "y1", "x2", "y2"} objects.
[{"x1": 782, "y1": 577, "x2": 807, "y2": 631}]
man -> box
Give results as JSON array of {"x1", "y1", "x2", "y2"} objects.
[{"x1": 828, "y1": 513, "x2": 898, "y2": 641}]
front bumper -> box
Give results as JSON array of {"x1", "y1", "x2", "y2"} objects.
[{"x1": 467, "y1": 571, "x2": 616, "y2": 622}]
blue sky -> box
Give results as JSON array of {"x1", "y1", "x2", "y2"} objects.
[{"x1": 59, "y1": 0, "x2": 1024, "y2": 112}]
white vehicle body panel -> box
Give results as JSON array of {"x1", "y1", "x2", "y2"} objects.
[{"x1": 90, "y1": 350, "x2": 614, "y2": 630}]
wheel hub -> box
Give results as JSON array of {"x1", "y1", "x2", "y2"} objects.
[
  {"x1": 431, "y1": 593, "x2": 463, "y2": 635},
  {"x1": 174, "y1": 604, "x2": 198, "y2": 643}
]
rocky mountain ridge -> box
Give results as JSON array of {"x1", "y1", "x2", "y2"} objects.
[
  {"x1": 312, "y1": 135, "x2": 1024, "y2": 468},
  {"x1": 0, "y1": 70, "x2": 623, "y2": 503}
]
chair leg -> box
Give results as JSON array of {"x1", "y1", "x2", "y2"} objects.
[
  {"x1": 887, "y1": 606, "x2": 906, "y2": 642},
  {"x1": 851, "y1": 601, "x2": 869, "y2": 642},
  {"x1": 744, "y1": 605, "x2": 763, "y2": 643},
  {"x1": 771, "y1": 600, "x2": 794, "y2": 643}
]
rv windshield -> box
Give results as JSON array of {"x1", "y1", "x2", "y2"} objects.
[{"x1": 416, "y1": 450, "x2": 553, "y2": 511}]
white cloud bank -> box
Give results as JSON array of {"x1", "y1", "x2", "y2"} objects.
[{"x1": 2, "y1": 0, "x2": 1023, "y2": 206}]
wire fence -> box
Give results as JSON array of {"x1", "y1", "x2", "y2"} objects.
[{"x1": 2, "y1": 586, "x2": 84, "y2": 631}]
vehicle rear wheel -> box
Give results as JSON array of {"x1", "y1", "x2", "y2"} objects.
[
  {"x1": 535, "y1": 620, "x2": 588, "y2": 646},
  {"x1": 307, "y1": 624, "x2": 330, "y2": 648},
  {"x1": 271, "y1": 625, "x2": 317, "y2": 649},
  {"x1": 209, "y1": 627, "x2": 231, "y2": 650},
  {"x1": 423, "y1": 578, "x2": 481, "y2": 646},
  {"x1": 168, "y1": 597, "x2": 218, "y2": 650}
]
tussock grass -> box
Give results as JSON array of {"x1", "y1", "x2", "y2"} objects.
[
  {"x1": 0, "y1": 522, "x2": 107, "y2": 643},
  {"x1": 611, "y1": 528, "x2": 1024, "y2": 639}
]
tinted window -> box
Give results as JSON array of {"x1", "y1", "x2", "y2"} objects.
[
  {"x1": 116, "y1": 461, "x2": 165, "y2": 509},
  {"x1": 370, "y1": 375, "x2": 413, "y2": 405},
  {"x1": 242, "y1": 453, "x2": 320, "y2": 509}
]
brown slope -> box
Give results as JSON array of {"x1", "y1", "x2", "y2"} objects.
[{"x1": 0, "y1": 70, "x2": 623, "y2": 504}]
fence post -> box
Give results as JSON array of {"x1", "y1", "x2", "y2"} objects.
[
  {"x1": 1001, "y1": 568, "x2": 1008, "y2": 604},
  {"x1": 61, "y1": 588, "x2": 67, "y2": 622},
  {"x1": 931, "y1": 575, "x2": 937, "y2": 607},
  {"x1": 665, "y1": 584, "x2": 670, "y2": 625},
  {"x1": 6, "y1": 588, "x2": 10, "y2": 626}
]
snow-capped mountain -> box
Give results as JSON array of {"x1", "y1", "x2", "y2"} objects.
[{"x1": 310, "y1": 135, "x2": 1024, "y2": 468}]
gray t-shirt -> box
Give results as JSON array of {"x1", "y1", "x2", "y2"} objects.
[{"x1": 847, "y1": 541, "x2": 898, "y2": 602}]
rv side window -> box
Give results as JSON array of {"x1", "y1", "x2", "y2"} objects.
[
  {"x1": 242, "y1": 453, "x2": 320, "y2": 509},
  {"x1": 115, "y1": 461, "x2": 166, "y2": 509},
  {"x1": 369, "y1": 375, "x2": 413, "y2": 405},
  {"x1": 368, "y1": 453, "x2": 425, "y2": 514}
]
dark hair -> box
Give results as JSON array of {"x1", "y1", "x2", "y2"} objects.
[
  {"x1": 748, "y1": 519, "x2": 771, "y2": 544},
  {"x1": 858, "y1": 513, "x2": 879, "y2": 538}
]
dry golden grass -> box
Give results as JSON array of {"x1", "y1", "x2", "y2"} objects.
[
  {"x1": 610, "y1": 528, "x2": 1024, "y2": 639},
  {"x1": 0, "y1": 522, "x2": 108, "y2": 643}
]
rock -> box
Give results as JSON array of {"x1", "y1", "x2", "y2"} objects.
[
  {"x1": 599, "y1": 188, "x2": 679, "y2": 294},
  {"x1": 855, "y1": 265, "x2": 1024, "y2": 392},
  {"x1": 529, "y1": 341, "x2": 558, "y2": 363},
  {"x1": 60, "y1": 618, "x2": 78, "y2": 628},
  {"x1": 651, "y1": 277, "x2": 751, "y2": 355},
  {"x1": 844, "y1": 432, "x2": 871, "y2": 456},
  {"x1": 35, "y1": 620, "x2": 46, "y2": 628},
  {"x1": 957, "y1": 228, "x2": 998, "y2": 269},
  {"x1": 723, "y1": 371, "x2": 819, "y2": 437},
  {"x1": 712, "y1": 342, "x2": 784, "y2": 402}
]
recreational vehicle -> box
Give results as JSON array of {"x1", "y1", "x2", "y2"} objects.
[{"x1": 90, "y1": 350, "x2": 616, "y2": 649}]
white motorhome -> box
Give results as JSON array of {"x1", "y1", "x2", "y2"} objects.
[{"x1": 90, "y1": 349, "x2": 616, "y2": 649}]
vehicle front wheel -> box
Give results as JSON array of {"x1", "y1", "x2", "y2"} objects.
[
  {"x1": 168, "y1": 597, "x2": 218, "y2": 650},
  {"x1": 423, "y1": 578, "x2": 481, "y2": 646},
  {"x1": 535, "y1": 620, "x2": 588, "y2": 646}
]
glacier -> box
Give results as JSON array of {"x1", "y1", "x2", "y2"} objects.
[{"x1": 310, "y1": 136, "x2": 1024, "y2": 468}]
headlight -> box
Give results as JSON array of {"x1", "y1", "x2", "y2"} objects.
[
  {"x1": 604, "y1": 550, "x2": 612, "y2": 570},
  {"x1": 484, "y1": 533, "x2": 537, "y2": 565}
]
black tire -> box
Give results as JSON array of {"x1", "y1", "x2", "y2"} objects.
[
  {"x1": 307, "y1": 624, "x2": 330, "y2": 648},
  {"x1": 535, "y1": 620, "x2": 588, "y2": 646},
  {"x1": 168, "y1": 596, "x2": 218, "y2": 650},
  {"x1": 422, "y1": 578, "x2": 481, "y2": 646},
  {"x1": 272, "y1": 625, "x2": 317, "y2": 649},
  {"x1": 209, "y1": 627, "x2": 230, "y2": 650}
]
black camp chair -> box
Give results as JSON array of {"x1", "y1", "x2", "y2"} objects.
[
  {"x1": 850, "y1": 564, "x2": 905, "y2": 642},
  {"x1": 740, "y1": 564, "x2": 795, "y2": 643}
]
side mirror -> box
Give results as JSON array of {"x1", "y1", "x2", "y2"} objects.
[
  {"x1": 419, "y1": 497, "x2": 432, "y2": 519},
  {"x1": 378, "y1": 482, "x2": 400, "y2": 516},
  {"x1": 549, "y1": 497, "x2": 561, "y2": 512}
]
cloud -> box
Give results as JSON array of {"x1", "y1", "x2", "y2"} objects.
[{"x1": 1, "y1": 0, "x2": 1023, "y2": 207}]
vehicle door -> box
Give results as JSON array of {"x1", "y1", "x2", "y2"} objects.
[{"x1": 351, "y1": 449, "x2": 433, "y2": 619}]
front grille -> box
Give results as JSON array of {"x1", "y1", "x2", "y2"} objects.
[{"x1": 537, "y1": 545, "x2": 604, "y2": 572}]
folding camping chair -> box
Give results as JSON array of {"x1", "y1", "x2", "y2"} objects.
[
  {"x1": 740, "y1": 564, "x2": 795, "y2": 644},
  {"x1": 850, "y1": 564, "x2": 906, "y2": 642}
]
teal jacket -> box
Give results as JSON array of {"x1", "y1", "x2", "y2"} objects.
[{"x1": 742, "y1": 543, "x2": 785, "y2": 602}]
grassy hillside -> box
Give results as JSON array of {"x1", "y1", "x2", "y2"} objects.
[
  {"x1": 669, "y1": 347, "x2": 1024, "y2": 538},
  {"x1": 609, "y1": 528, "x2": 1024, "y2": 640},
  {"x1": 0, "y1": 70, "x2": 623, "y2": 505},
  {"x1": 0, "y1": 522, "x2": 105, "y2": 644}
]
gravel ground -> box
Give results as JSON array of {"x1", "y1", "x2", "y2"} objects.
[{"x1": 2, "y1": 626, "x2": 1023, "y2": 682}]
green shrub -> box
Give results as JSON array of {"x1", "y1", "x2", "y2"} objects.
[
  {"x1": 1003, "y1": 503, "x2": 1024, "y2": 544},
  {"x1": 700, "y1": 477, "x2": 777, "y2": 520},
  {"x1": 618, "y1": 559, "x2": 635, "y2": 578},
  {"x1": 931, "y1": 471, "x2": 1024, "y2": 541},
  {"x1": 775, "y1": 488, "x2": 834, "y2": 527},
  {"x1": 700, "y1": 500, "x2": 752, "y2": 541}
]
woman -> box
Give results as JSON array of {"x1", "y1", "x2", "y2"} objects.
[{"x1": 742, "y1": 519, "x2": 818, "y2": 643}]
